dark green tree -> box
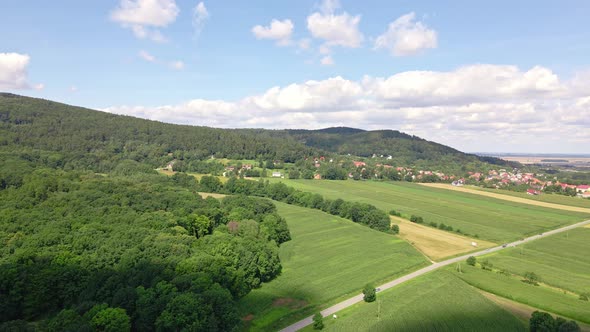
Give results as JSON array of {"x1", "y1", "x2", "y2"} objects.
[
  {"x1": 466, "y1": 256, "x2": 476, "y2": 266},
  {"x1": 312, "y1": 312, "x2": 324, "y2": 330},
  {"x1": 363, "y1": 284, "x2": 376, "y2": 303}
]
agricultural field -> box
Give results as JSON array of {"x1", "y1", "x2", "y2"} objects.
[
  {"x1": 451, "y1": 265, "x2": 590, "y2": 324},
  {"x1": 238, "y1": 202, "x2": 428, "y2": 331},
  {"x1": 303, "y1": 271, "x2": 525, "y2": 332},
  {"x1": 421, "y1": 183, "x2": 590, "y2": 210},
  {"x1": 266, "y1": 179, "x2": 590, "y2": 242},
  {"x1": 390, "y1": 216, "x2": 496, "y2": 261},
  {"x1": 482, "y1": 227, "x2": 590, "y2": 294}
]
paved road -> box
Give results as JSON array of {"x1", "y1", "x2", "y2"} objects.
[{"x1": 280, "y1": 219, "x2": 590, "y2": 332}]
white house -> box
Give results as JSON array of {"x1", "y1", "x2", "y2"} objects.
[{"x1": 272, "y1": 172, "x2": 282, "y2": 178}]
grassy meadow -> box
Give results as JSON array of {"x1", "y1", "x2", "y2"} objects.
[
  {"x1": 451, "y1": 265, "x2": 590, "y2": 324},
  {"x1": 266, "y1": 179, "x2": 590, "y2": 242},
  {"x1": 303, "y1": 271, "x2": 525, "y2": 332},
  {"x1": 238, "y1": 202, "x2": 428, "y2": 331},
  {"x1": 479, "y1": 227, "x2": 590, "y2": 294}
]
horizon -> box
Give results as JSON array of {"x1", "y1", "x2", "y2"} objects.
[{"x1": 2, "y1": 0, "x2": 590, "y2": 153}]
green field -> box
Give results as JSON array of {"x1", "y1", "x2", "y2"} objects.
[
  {"x1": 451, "y1": 265, "x2": 590, "y2": 324},
  {"x1": 448, "y1": 228, "x2": 590, "y2": 324},
  {"x1": 266, "y1": 179, "x2": 590, "y2": 242},
  {"x1": 238, "y1": 202, "x2": 428, "y2": 331},
  {"x1": 303, "y1": 271, "x2": 525, "y2": 332},
  {"x1": 474, "y1": 186, "x2": 590, "y2": 208},
  {"x1": 480, "y1": 227, "x2": 590, "y2": 294}
]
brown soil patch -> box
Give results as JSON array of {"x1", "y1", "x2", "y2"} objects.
[
  {"x1": 272, "y1": 297, "x2": 308, "y2": 309},
  {"x1": 480, "y1": 290, "x2": 590, "y2": 331},
  {"x1": 419, "y1": 183, "x2": 590, "y2": 214},
  {"x1": 242, "y1": 314, "x2": 255, "y2": 322},
  {"x1": 391, "y1": 216, "x2": 495, "y2": 262}
]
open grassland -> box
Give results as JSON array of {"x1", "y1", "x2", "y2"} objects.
[
  {"x1": 238, "y1": 202, "x2": 428, "y2": 331},
  {"x1": 390, "y1": 216, "x2": 496, "y2": 261},
  {"x1": 450, "y1": 265, "x2": 590, "y2": 324},
  {"x1": 266, "y1": 179, "x2": 590, "y2": 242},
  {"x1": 197, "y1": 192, "x2": 227, "y2": 199},
  {"x1": 475, "y1": 227, "x2": 590, "y2": 295},
  {"x1": 421, "y1": 183, "x2": 590, "y2": 210},
  {"x1": 302, "y1": 271, "x2": 525, "y2": 332}
]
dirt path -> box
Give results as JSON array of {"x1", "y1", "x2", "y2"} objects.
[
  {"x1": 391, "y1": 216, "x2": 495, "y2": 261},
  {"x1": 419, "y1": 183, "x2": 590, "y2": 214}
]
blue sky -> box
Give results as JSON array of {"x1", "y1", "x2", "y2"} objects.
[{"x1": 1, "y1": 0, "x2": 590, "y2": 153}]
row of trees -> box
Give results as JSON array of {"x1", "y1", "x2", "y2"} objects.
[
  {"x1": 195, "y1": 175, "x2": 395, "y2": 233},
  {"x1": 0, "y1": 160, "x2": 291, "y2": 331}
]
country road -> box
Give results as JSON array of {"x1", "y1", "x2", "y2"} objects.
[{"x1": 279, "y1": 219, "x2": 590, "y2": 332}]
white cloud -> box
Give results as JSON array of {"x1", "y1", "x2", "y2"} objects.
[
  {"x1": 104, "y1": 64, "x2": 590, "y2": 152},
  {"x1": 0, "y1": 52, "x2": 31, "y2": 90},
  {"x1": 252, "y1": 19, "x2": 294, "y2": 46},
  {"x1": 34, "y1": 83, "x2": 45, "y2": 90},
  {"x1": 320, "y1": 55, "x2": 334, "y2": 66},
  {"x1": 111, "y1": 0, "x2": 179, "y2": 42},
  {"x1": 307, "y1": 11, "x2": 363, "y2": 48},
  {"x1": 192, "y1": 2, "x2": 209, "y2": 38},
  {"x1": 298, "y1": 39, "x2": 311, "y2": 50},
  {"x1": 137, "y1": 50, "x2": 184, "y2": 70},
  {"x1": 70, "y1": 86, "x2": 78, "y2": 92},
  {"x1": 138, "y1": 50, "x2": 156, "y2": 62},
  {"x1": 375, "y1": 12, "x2": 437, "y2": 56}
]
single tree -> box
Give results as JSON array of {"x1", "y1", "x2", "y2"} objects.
[
  {"x1": 363, "y1": 284, "x2": 376, "y2": 303},
  {"x1": 312, "y1": 313, "x2": 324, "y2": 330},
  {"x1": 558, "y1": 320, "x2": 581, "y2": 332},
  {"x1": 530, "y1": 311, "x2": 556, "y2": 332},
  {"x1": 466, "y1": 256, "x2": 476, "y2": 266},
  {"x1": 524, "y1": 272, "x2": 540, "y2": 285}
]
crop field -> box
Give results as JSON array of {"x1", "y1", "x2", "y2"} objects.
[
  {"x1": 390, "y1": 216, "x2": 496, "y2": 261},
  {"x1": 303, "y1": 271, "x2": 525, "y2": 332},
  {"x1": 238, "y1": 202, "x2": 428, "y2": 331},
  {"x1": 451, "y1": 265, "x2": 590, "y2": 324},
  {"x1": 421, "y1": 183, "x2": 590, "y2": 210},
  {"x1": 266, "y1": 179, "x2": 590, "y2": 242},
  {"x1": 472, "y1": 227, "x2": 590, "y2": 295}
]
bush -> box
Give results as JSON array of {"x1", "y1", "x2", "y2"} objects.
[
  {"x1": 388, "y1": 209, "x2": 401, "y2": 217},
  {"x1": 363, "y1": 284, "x2": 376, "y2": 303},
  {"x1": 312, "y1": 313, "x2": 324, "y2": 330},
  {"x1": 410, "y1": 215, "x2": 423, "y2": 223},
  {"x1": 466, "y1": 256, "x2": 476, "y2": 266},
  {"x1": 523, "y1": 272, "x2": 540, "y2": 286},
  {"x1": 429, "y1": 221, "x2": 438, "y2": 228},
  {"x1": 391, "y1": 224, "x2": 399, "y2": 234},
  {"x1": 481, "y1": 260, "x2": 493, "y2": 271},
  {"x1": 579, "y1": 293, "x2": 589, "y2": 301}
]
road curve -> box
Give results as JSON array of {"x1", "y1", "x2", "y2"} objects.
[{"x1": 279, "y1": 219, "x2": 590, "y2": 332}]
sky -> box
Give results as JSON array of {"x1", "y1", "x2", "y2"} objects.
[{"x1": 1, "y1": 0, "x2": 590, "y2": 153}]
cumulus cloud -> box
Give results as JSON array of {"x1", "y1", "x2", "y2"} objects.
[
  {"x1": 307, "y1": 0, "x2": 363, "y2": 48},
  {"x1": 104, "y1": 64, "x2": 590, "y2": 152},
  {"x1": 252, "y1": 19, "x2": 294, "y2": 46},
  {"x1": 0, "y1": 52, "x2": 32, "y2": 90},
  {"x1": 138, "y1": 50, "x2": 156, "y2": 62},
  {"x1": 192, "y1": 2, "x2": 209, "y2": 38},
  {"x1": 375, "y1": 12, "x2": 437, "y2": 56},
  {"x1": 111, "y1": 0, "x2": 179, "y2": 42}
]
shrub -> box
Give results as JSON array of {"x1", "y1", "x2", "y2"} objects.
[
  {"x1": 312, "y1": 313, "x2": 324, "y2": 330},
  {"x1": 363, "y1": 284, "x2": 376, "y2": 303},
  {"x1": 466, "y1": 256, "x2": 476, "y2": 266}
]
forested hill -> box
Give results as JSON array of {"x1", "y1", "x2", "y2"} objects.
[
  {"x1": 0, "y1": 93, "x2": 317, "y2": 171},
  {"x1": 275, "y1": 127, "x2": 516, "y2": 169},
  {"x1": 0, "y1": 93, "x2": 515, "y2": 172}
]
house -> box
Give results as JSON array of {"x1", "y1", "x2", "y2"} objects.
[
  {"x1": 242, "y1": 164, "x2": 253, "y2": 170},
  {"x1": 272, "y1": 172, "x2": 282, "y2": 178},
  {"x1": 582, "y1": 191, "x2": 590, "y2": 199},
  {"x1": 527, "y1": 189, "x2": 541, "y2": 195},
  {"x1": 576, "y1": 185, "x2": 590, "y2": 193},
  {"x1": 353, "y1": 161, "x2": 366, "y2": 167}
]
